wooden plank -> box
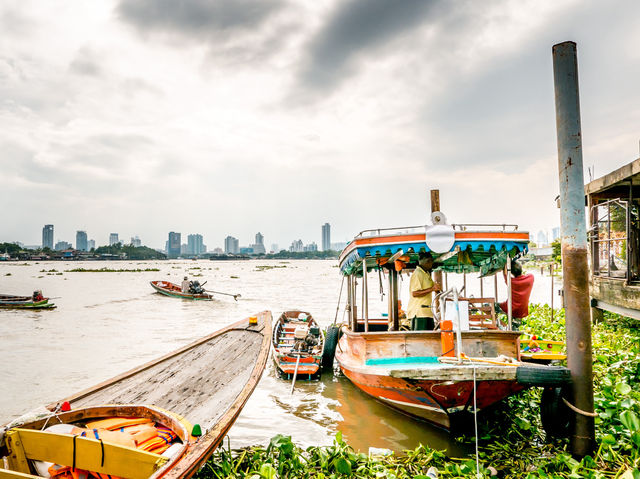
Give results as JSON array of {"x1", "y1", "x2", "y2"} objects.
[
  {"x1": 0, "y1": 470, "x2": 39, "y2": 479},
  {"x1": 12, "y1": 428, "x2": 166, "y2": 479},
  {"x1": 5, "y1": 431, "x2": 30, "y2": 474}
]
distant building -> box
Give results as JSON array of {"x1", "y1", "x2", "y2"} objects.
[
  {"x1": 322, "y1": 223, "x2": 331, "y2": 251},
  {"x1": 551, "y1": 227, "x2": 560, "y2": 242},
  {"x1": 109, "y1": 233, "x2": 119, "y2": 246},
  {"x1": 270, "y1": 244, "x2": 279, "y2": 253},
  {"x1": 251, "y1": 232, "x2": 266, "y2": 255},
  {"x1": 304, "y1": 242, "x2": 318, "y2": 252},
  {"x1": 536, "y1": 230, "x2": 549, "y2": 247},
  {"x1": 240, "y1": 247, "x2": 254, "y2": 254},
  {"x1": 42, "y1": 225, "x2": 54, "y2": 249},
  {"x1": 167, "y1": 232, "x2": 181, "y2": 258},
  {"x1": 187, "y1": 234, "x2": 205, "y2": 255},
  {"x1": 87, "y1": 239, "x2": 95, "y2": 250},
  {"x1": 212, "y1": 247, "x2": 223, "y2": 255},
  {"x1": 289, "y1": 239, "x2": 304, "y2": 252},
  {"x1": 331, "y1": 242, "x2": 348, "y2": 252},
  {"x1": 130, "y1": 236, "x2": 142, "y2": 247},
  {"x1": 55, "y1": 241, "x2": 72, "y2": 251},
  {"x1": 76, "y1": 231, "x2": 88, "y2": 251},
  {"x1": 224, "y1": 236, "x2": 239, "y2": 254}
]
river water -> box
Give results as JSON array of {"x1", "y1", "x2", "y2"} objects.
[{"x1": 0, "y1": 259, "x2": 559, "y2": 454}]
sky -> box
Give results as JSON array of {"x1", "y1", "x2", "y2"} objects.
[{"x1": 2, "y1": 0, "x2": 640, "y2": 251}]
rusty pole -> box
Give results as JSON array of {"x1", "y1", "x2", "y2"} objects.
[{"x1": 552, "y1": 41, "x2": 595, "y2": 456}]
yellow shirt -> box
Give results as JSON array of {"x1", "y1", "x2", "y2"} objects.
[{"x1": 407, "y1": 267, "x2": 434, "y2": 319}]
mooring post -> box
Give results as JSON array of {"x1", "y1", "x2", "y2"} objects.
[{"x1": 552, "y1": 41, "x2": 595, "y2": 456}]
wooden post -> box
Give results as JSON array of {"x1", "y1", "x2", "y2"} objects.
[
  {"x1": 430, "y1": 189, "x2": 443, "y2": 316},
  {"x1": 388, "y1": 269, "x2": 399, "y2": 331},
  {"x1": 362, "y1": 260, "x2": 369, "y2": 332}
]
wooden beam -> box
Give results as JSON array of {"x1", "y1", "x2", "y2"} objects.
[{"x1": 430, "y1": 189, "x2": 440, "y2": 213}]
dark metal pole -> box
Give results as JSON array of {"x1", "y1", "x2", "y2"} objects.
[
  {"x1": 388, "y1": 269, "x2": 399, "y2": 331},
  {"x1": 552, "y1": 41, "x2": 595, "y2": 456}
]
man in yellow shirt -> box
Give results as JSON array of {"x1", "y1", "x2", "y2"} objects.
[{"x1": 406, "y1": 252, "x2": 441, "y2": 330}]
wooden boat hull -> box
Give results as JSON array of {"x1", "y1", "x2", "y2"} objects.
[
  {"x1": 3, "y1": 312, "x2": 272, "y2": 478},
  {"x1": 0, "y1": 295, "x2": 55, "y2": 309},
  {"x1": 335, "y1": 327, "x2": 528, "y2": 429},
  {"x1": 272, "y1": 310, "x2": 324, "y2": 379},
  {"x1": 150, "y1": 280, "x2": 213, "y2": 300}
]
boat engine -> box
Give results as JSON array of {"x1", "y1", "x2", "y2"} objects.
[
  {"x1": 189, "y1": 281, "x2": 205, "y2": 294},
  {"x1": 293, "y1": 325, "x2": 320, "y2": 353}
]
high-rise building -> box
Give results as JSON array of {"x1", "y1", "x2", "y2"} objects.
[
  {"x1": 187, "y1": 234, "x2": 205, "y2": 255},
  {"x1": 55, "y1": 241, "x2": 72, "y2": 251},
  {"x1": 251, "y1": 232, "x2": 266, "y2": 254},
  {"x1": 536, "y1": 230, "x2": 548, "y2": 246},
  {"x1": 271, "y1": 244, "x2": 279, "y2": 253},
  {"x1": 76, "y1": 231, "x2": 88, "y2": 251},
  {"x1": 109, "y1": 233, "x2": 119, "y2": 246},
  {"x1": 87, "y1": 239, "x2": 95, "y2": 251},
  {"x1": 289, "y1": 239, "x2": 304, "y2": 252},
  {"x1": 224, "y1": 236, "x2": 239, "y2": 254},
  {"x1": 551, "y1": 227, "x2": 560, "y2": 242},
  {"x1": 303, "y1": 242, "x2": 318, "y2": 252},
  {"x1": 168, "y1": 232, "x2": 181, "y2": 258},
  {"x1": 130, "y1": 236, "x2": 141, "y2": 247},
  {"x1": 42, "y1": 225, "x2": 54, "y2": 249},
  {"x1": 322, "y1": 223, "x2": 331, "y2": 251}
]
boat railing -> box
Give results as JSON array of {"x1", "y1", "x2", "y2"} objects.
[{"x1": 354, "y1": 223, "x2": 521, "y2": 239}]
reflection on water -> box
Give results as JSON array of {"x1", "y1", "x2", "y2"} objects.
[{"x1": 0, "y1": 260, "x2": 555, "y2": 455}]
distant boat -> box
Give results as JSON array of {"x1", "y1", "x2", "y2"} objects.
[
  {"x1": 0, "y1": 293, "x2": 56, "y2": 309},
  {"x1": 272, "y1": 310, "x2": 325, "y2": 379},
  {"x1": 2, "y1": 312, "x2": 272, "y2": 478},
  {"x1": 150, "y1": 280, "x2": 213, "y2": 300}
]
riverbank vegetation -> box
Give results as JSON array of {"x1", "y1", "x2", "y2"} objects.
[
  {"x1": 196, "y1": 305, "x2": 640, "y2": 478},
  {"x1": 66, "y1": 267, "x2": 160, "y2": 272}
]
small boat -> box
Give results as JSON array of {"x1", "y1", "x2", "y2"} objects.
[
  {"x1": 520, "y1": 336, "x2": 566, "y2": 363},
  {"x1": 0, "y1": 292, "x2": 56, "y2": 310},
  {"x1": 1, "y1": 312, "x2": 272, "y2": 478},
  {"x1": 332, "y1": 208, "x2": 571, "y2": 433},
  {"x1": 272, "y1": 311, "x2": 325, "y2": 379},
  {"x1": 150, "y1": 280, "x2": 213, "y2": 300}
]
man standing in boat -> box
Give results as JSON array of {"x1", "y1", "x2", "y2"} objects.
[
  {"x1": 498, "y1": 258, "x2": 534, "y2": 330},
  {"x1": 406, "y1": 252, "x2": 441, "y2": 330}
]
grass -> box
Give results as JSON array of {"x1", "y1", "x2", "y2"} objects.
[{"x1": 196, "y1": 305, "x2": 640, "y2": 478}]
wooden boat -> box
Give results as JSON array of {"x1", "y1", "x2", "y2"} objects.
[
  {"x1": 520, "y1": 337, "x2": 566, "y2": 363},
  {"x1": 333, "y1": 217, "x2": 571, "y2": 432},
  {"x1": 150, "y1": 280, "x2": 213, "y2": 300},
  {"x1": 1, "y1": 312, "x2": 272, "y2": 478},
  {"x1": 0, "y1": 293, "x2": 56, "y2": 309},
  {"x1": 272, "y1": 311, "x2": 325, "y2": 379}
]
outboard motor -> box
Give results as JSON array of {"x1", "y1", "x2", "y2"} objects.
[{"x1": 189, "y1": 281, "x2": 205, "y2": 294}]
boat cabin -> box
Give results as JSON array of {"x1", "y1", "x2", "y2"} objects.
[
  {"x1": 585, "y1": 158, "x2": 640, "y2": 320},
  {"x1": 338, "y1": 222, "x2": 530, "y2": 333}
]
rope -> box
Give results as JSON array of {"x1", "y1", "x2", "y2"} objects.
[
  {"x1": 473, "y1": 367, "x2": 480, "y2": 478},
  {"x1": 562, "y1": 397, "x2": 598, "y2": 417}
]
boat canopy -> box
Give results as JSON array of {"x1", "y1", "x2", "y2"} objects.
[{"x1": 338, "y1": 224, "x2": 529, "y2": 276}]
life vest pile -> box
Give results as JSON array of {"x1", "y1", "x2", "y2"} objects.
[{"x1": 46, "y1": 417, "x2": 179, "y2": 479}]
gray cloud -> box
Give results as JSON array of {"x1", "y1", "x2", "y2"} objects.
[
  {"x1": 297, "y1": 0, "x2": 442, "y2": 93},
  {"x1": 69, "y1": 48, "x2": 103, "y2": 77},
  {"x1": 117, "y1": 0, "x2": 284, "y2": 38}
]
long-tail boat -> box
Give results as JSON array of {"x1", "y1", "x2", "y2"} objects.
[
  {"x1": 272, "y1": 310, "x2": 325, "y2": 379},
  {"x1": 0, "y1": 293, "x2": 56, "y2": 309},
  {"x1": 0, "y1": 312, "x2": 272, "y2": 478},
  {"x1": 150, "y1": 280, "x2": 213, "y2": 300},
  {"x1": 333, "y1": 214, "x2": 571, "y2": 432}
]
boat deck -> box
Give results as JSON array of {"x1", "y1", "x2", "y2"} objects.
[{"x1": 52, "y1": 316, "x2": 269, "y2": 431}]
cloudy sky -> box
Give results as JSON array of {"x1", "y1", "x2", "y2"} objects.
[{"x1": 2, "y1": 0, "x2": 639, "y2": 250}]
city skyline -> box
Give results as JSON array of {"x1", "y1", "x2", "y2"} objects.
[{"x1": 3, "y1": 2, "x2": 639, "y2": 249}]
